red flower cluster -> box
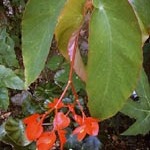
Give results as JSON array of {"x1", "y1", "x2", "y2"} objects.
[
  {"x1": 73, "y1": 115, "x2": 99, "y2": 141},
  {"x1": 23, "y1": 98, "x2": 99, "y2": 150},
  {"x1": 23, "y1": 27, "x2": 100, "y2": 150}
]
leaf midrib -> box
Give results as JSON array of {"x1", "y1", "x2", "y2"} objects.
[{"x1": 99, "y1": 5, "x2": 113, "y2": 97}]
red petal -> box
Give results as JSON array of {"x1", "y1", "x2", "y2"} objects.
[
  {"x1": 86, "y1": 121, "x2": 99, "y2": 136},
  {"x1": 54, "y1": 112, "x2": 70, "y2": 130},
  {"x1": 72, "y1": 125, "x2": 86, "y2": 141},
  {"x1": 48, "y1": 98, "x2": 64, "y2": 109},
  {"x1": 67, "y1": 104, "x2": 75, "y2": 114},
  {"x1": 58, "y1": 130, "x2": 67, "y2": 150},
  {"x1": 85, "y1": 117, "x2": 99, "y2": 123},
  {"x1": 74, "y1": 114, "x2": 83, "y2": 125},
  {"x1": 25, "y1": 121, "x2": 43, "y2": 141},
  {"x1": 23, "y1": 113, "x2": 40, "y2": 124},
  {"x1": 37, "y1": 131, "x2": 56, "y2": 150}
]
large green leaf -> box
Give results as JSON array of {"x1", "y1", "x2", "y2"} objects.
[
  {"x1": 121, "y1": 69, "x2": 150, "y2": 135},
  {"x1": 87, "y1": 0, "x2": 142, "y2": 120},
  {"x1": 22, "y1": 0, "x2": 66, "y2": 87},
  {"x1": 129, "y1": 0, "x2": 150, "y2": 42},
  {"x1": 0, "y1": 87, "x2": 9, "y2": 110},
  {"x1": 0, "y1": 65, "x2": 24, "y2": 90},
  {"x1": 55, "y1": 0, "x2": 87, "y2": 81},
  {"x1": 5, "y1": 118, "x2": 31, "y2": 146}
]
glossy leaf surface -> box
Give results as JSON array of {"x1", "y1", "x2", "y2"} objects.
[
  {"x1": 121, "y1": 69, "x2": 150, "y2": 135},
  {"x1": 0, "y1": 123, "x2": 35, "y2": 150},
  {"x1": 0, "y1": 65, "x2": 24, "y2": 90},
  {"x1": 87, "y1": 0, "x2": 142, "y2": 120},
  {"x1": 0, "y1": 87, "x2": 9, "y2": 110},
  {"x1": 5, "y1": 118, "x2": 31, "y2": 146},
  {"x1": 22, "y1": 0, "x2": 66, "y2": 87}
]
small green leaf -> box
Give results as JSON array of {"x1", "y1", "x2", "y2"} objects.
[
  {"x1": 5, "y1": 118, "x2": 31, "y2": 146},
  {"x1": 0, "y1": 87, "x2": 9, "y2": 110},
  {"x1": 0, "y1": 65, "x2": 24, "y2": 90},
  {"x1": 22, "y1": 96, "x2": 43, "y2": 116},
  {"x1": 121, "y1": 69, "x2": 150, "y2": 135},
  {"x1": 46, "y1": 55, "x2": 64, "y2": 71},
  {"x1": 87, "y1": 0, "x2": 142, "y2": 120},
  {"x1": 34, "y1": 82, "x2": 62, "y2": 100},
  {"x1": 54, "y1": 63, "x2": 85, "y2": 92},
  {"x1": 22, "y1": 0, "x2": 67, "y2": 87},
  {"x1": 0, "y1": 28, "x2": 18, "y2": 68}
]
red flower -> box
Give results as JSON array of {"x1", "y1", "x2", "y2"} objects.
[
  {"x1": 37, "y1": 131, "x2": 56, "y2": 150},
  {"x1": 53, "y1": 112, "x2": 70, "y2": 130},
  {"x1": 73, "y1": 125, "x2": 87, "y2": 141},
  {"x1": 67, "y1": 104, "x2": 75, "y2": 114},
  {"x1": 23, "y1": 113, "x2": 43, "y2": 141},
  {"x1": 58, "y1": 130, "x2": 67, "y2": 150},
  {"x1": 85, "y1": 117, "x2": 99, "y2": 136},
  {"x1": 48, "y1": 98, "x2": 64, "y2": 109},
  {"x1": 74, "y1": 114, "x2": 83, "y2": 125},
  {"x1": 23, "y1": 113, "x2": 40, "y2": 124},
  {"x1": 73, "y1": 117, "x2": 99, "y2": 141}
]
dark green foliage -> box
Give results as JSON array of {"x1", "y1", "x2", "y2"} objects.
[
  {"x1": 54, "y1": 63, "x2": 85, "y2": 92},
  {"x1": 0, "y1": 28, "x2": 18, "y2": 68},
  {"x1": 121, "y1": 69, "x2": 150, "y2": 135},
  {"x1": 0, "y1": 87, "x2": 9, "y2": 110}
]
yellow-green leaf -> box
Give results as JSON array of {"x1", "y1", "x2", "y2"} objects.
[
  {"x1": 55, "y1": 0, "x2": 87, "y2": 81},
  {"x1": 129, "y1": 0, "x2": 150, "y2": 42}
]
